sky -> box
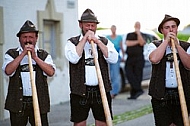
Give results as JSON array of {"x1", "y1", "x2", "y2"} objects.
[{"x1": 78, "y1": 0, "x2": 190, "y2": 33}]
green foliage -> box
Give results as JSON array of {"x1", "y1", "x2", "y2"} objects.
[
  {"x1": 177, "y1": 33, "x2": 190, "y2": 41},
  {"x1": 157, "y1": 33, "x2": 163, "y2": 39},
  {"x1": 88, "y1": 105, "x2": 153, "y2": 126},
  {"x1": 97, "y1": 27, "x2": 109, "y2": 30},
  {"x1": 156, "y1": 32, "x2": 190, "y2": 41},
  {"x1": 112, "y1": 105, "x2": 152, "y2": 125}
]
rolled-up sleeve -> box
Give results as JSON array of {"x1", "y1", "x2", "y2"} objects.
[
  {"x1": 147, "y1": 43, "x2": 157, "y2": 62},
  {"x1": 65, "y1": 40, "x2": 81, "y2": 64},
  {"x1": 187, "y1": 46, "x2": 190, "y2": 54},
  {"x1": 104, "y1": 40, "x2": 118, "y2": 64},
  {"x1": 2, "y1": 54, "x2": 15, "y2": 76},
  {"x1": 44, "y1": 55, "x2": 56, "y2": 70}
]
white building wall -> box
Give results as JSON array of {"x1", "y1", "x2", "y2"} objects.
[{"x1": 0, "y1": 0, "x2": 79, "y2": 119}]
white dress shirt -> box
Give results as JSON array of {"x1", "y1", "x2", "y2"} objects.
[
  {"x1": 65, "y1": 34, "x2": 118, "y2": 86},
  {"x1": 2, "y1": 45, "x2": 56, "y2": 96},
  {"x1": 147, "y1": 40, "x2": 190, "y2": 88}
]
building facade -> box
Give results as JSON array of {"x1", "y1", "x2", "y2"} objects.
[{"x1": 0, "y1": 0, "x2": 79, "y2": 120}]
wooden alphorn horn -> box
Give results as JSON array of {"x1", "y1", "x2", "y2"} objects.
[
  {"x1": 90, "y1": 40, "x2": 113, "y2": 126},
  {"x1": 171, "y1": 39, "x2": 190, "y2": 126},
  {"x1": 27, "y1": 45, "x2": 42, "y2": 126}
]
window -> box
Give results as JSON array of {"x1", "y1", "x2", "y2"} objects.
[
  {"x1": 42, "y1": 20, "x2": 56, "y2": 59},
  {"x1": 37, "y1": 0, "x2": 63, "y2": 68}
]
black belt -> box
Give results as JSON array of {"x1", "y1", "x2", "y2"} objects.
[
  {"x1": 165, "y1": 88, "x2": 178, "y2": 93},
  {"x1": 23, "y1": 96, "x2": 33, "y2": 103},
  {"x1": 86, "y1": 85, "x2": 99, "y2": 92},
  {"x1": 165, "y1": 88, "x2": 178, "y2": 97}
]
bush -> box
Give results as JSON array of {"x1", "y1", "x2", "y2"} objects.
[
  {"x1": 156, "y1": 32, "x2": 190, "y2": 41},
  {"x1": 177, "y1": 33, "x2": 190, "y2": 41}
]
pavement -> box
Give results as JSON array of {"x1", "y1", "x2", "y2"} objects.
[{"x1": 0, "y1": 80, "x2": 155, "y2": 126}]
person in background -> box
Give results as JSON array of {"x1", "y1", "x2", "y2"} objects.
[
  {"x1": 125, "y1": 21, "x2": 145, "y2": 99},
  {"x1": 106, "y1": 25, "x2": 125, "y2": 99},
  {"x1": 65, "y1": 8, "x2": 118, "y2": 126},
  {"x1": 148, "y1": 14, "x2": 190, "y2": 126},
  {"x1": 2, "y1": 20, "x2": 56, "y2": 126}
]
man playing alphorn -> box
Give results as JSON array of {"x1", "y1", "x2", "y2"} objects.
[
  {"x1": 2, "y1": 20, "x2": 56, "y2": 126},
  {"x1": 65, "y1": 8, "x2": 118, "y2": 126},
  {"x1": 148, "y1": 14, "x2": 190, "y2": 126}
]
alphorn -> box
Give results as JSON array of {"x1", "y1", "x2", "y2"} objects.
[
  {"x1": 90, "y1": 40, "x2": 113, "y2": 126},
  {"x1": 171, "y1": 39, "x2": 190, "y2": 126},
  {"x1": 27, "y1": 46, "x2": 42, "y2": 126}
]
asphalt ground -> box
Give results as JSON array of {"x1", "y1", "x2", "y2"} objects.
[{"x1": 0, "y1": 80, "x2": 155, "y2": 126}]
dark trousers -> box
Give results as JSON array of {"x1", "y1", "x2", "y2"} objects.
[
  {"x1": 151, "y1": 88, "x2": 190, "y2": 126},
  {"x1": 70, "y1": 85, "x2": 112, "y2": 122},
  {"x1": 10, "y1": 96, "x2": 49, "y2": 126},
  {"x1": 125, "y1": 58, "x2": 144, "y2": 96}
]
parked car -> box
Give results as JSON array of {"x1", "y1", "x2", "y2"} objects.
[{"x1": 97, "y1": 29, "x2": 161, "y2": 92}]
